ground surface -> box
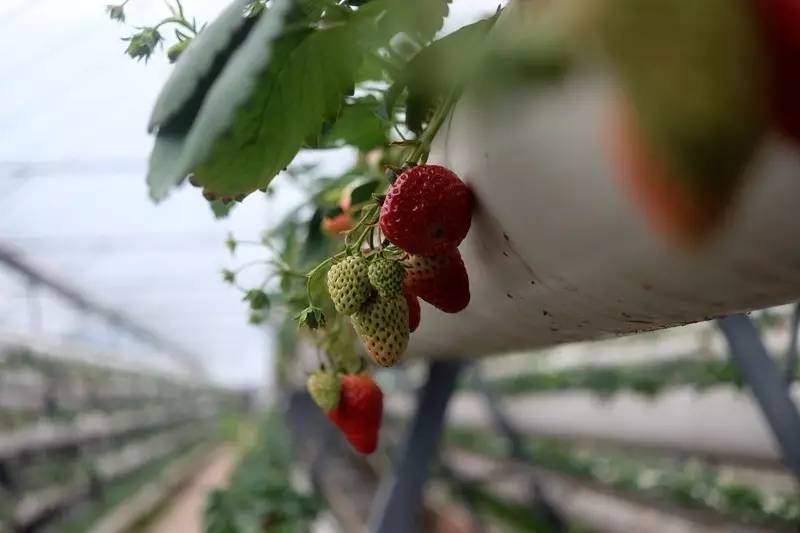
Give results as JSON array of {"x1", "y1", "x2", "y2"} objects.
[{"x1": 145, "y1": 445, "x2": 238, "y2": 533}]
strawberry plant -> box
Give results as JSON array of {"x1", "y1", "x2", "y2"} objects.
[
  {"x1": 108, "y1": 0, "x2": 800, "y2": 455},
  {"x1": 107, "y1": 0, "x2": 506, "y2": 452}
]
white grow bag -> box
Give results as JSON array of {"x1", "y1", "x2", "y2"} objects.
[{"x1": 409, "y1": 69, "x2": 800, "y2": 360}]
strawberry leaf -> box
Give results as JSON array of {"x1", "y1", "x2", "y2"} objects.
[
  {"x1": 404, "y1": 17, "x2": 496, "y2": 133},
  {"x1": 209, "y1": 198, "x2": 235, "y2": 219},
  {"x1": 348, "y1": 178, "x2": 381, "y2": 205},
  {"x1": 321, "y1": 96, "x2": 388, "y2": 151},
  {"x1": 356, "y1": 0, "x2": 452, "y2": 45},
  {"x1": 190, "y1": 23, "x2": 363, "y2": 197},
  {"x1": 148, "y1": 0, "x2": 257, "y2": 133},
  {"x1": 146, "y1": 0, "x2": 295, "y2": 201},
  {"x1": 146, "y1": 0, "x2": 453, "y2": 201}
]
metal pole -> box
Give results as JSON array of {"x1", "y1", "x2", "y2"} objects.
[
  {"x1": 717, "y1": 314, "x2": 800, "y2": 481},
  {"x1": 474, "y1": 372, "x2": 565, "y2": 532},
  {"x1": 368, "y1": 360, "x2": 463, "y2": 533},
  {"x1": 785, "y1": 304, "x2": 800, "y2": 384}
]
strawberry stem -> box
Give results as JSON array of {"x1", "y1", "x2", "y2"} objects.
[{"x1": 408, "y1": 89, "x2": 461, "y2": 165}]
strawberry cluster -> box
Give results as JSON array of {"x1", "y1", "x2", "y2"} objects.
[
  {"x1": 323, "y1": 164, "x2": 473, "y2": 370},
  {"x1": 307, "y1": 164, "x2": 473, "y2": 454}
]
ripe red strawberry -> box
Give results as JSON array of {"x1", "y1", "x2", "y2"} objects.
[
  {"x1": 404, "y1": 249, "x2": 469, "y2": 313},
  {"x1": 404, "y1": 288, "x2": 421, "y2": 332},
  {"x1": 327, "y1": 374, "x2": 383, "y2": 454},
  {"x1": 380, "y1": 165, "x2": 473, "y2": 256},
  {"x1": 752, "y1": 0, "x2": 800, "y2": 142}
]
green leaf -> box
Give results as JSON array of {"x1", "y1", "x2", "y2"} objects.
[
  {"x1": 146, "y1": 0, "x2": 294, "y2": 201},
  {"x1": 348, "y1": 178, "x2": 381, "y2": 204},
  {"x1": 210, "y1": 198, "x2": 235, "y2": 219},
  {"x1": 405, "y1": 91, "x2": 433, "y2": 135},
  {"x1": 403, "y1": 17, "x2": 496, "y2": 133},
  {"x1": 356, "y1": 0, "x2": 452, "y2": 45},
  {"x1": 298, "y1": 0, "x2": 340, "y2": 19},
  {"x1": 147, "y1": 133, "x2": 189, "y2": 200},
  {"x1": 295, "y1": 306, "x2": 326, "y2": 329},
  {"x1": 356, "y1": 53, "x2": 389, "y2": 82},
  {"x1": 189, "y1": 19, "x2": 364, "y2": 197},
  {"x1": 321, "y1": 97, "x2": 388, "y2": 151},
  {"x1": 146, "y1": 0, "x2": 452, "y2": 202},
  {"x1": 148, "y1": 0, "x2": 257, "y2": 132}
]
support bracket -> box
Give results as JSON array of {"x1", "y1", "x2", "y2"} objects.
[
  {"x1": 368, "y1": 360, "x2": 463, "y2": 533},
  {"x1": 473, "y1": 372, "x2": 565, "y2": 532},
  {"x1": 717, "y1": 314, "x2": 800, "y2": 481}
]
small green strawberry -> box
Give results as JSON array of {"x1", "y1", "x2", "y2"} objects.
[
  {"x1": 306, "y1": 370, "x2": 341, "y2": 411},
  {"x1": 327, "y1": 255, "x2": 372, "y2": 315},
  {"x1": 367, "y1": 257, "x2": 405, "y2": 298},
  {"x1": 352, "y1": 295, "x2": 409, "y2": 367}
]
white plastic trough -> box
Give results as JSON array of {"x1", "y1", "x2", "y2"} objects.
[{"x1": 409, "y1": 68, "x2": 800, "y2": 360}]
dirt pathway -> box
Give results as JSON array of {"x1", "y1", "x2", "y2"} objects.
[{"x1": 145, "y1": 445, "x2": 238, "y2": 533}]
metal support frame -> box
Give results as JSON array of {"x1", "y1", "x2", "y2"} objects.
[
  {"x1": 784, "y1": 304, "x2": 800, "y2": 384},
  {"x1": 368, "y1": 360, "x2": 463, "y2": 533},
  {"x1": 474, "y1": 372, "x2": 565, "y2": 532},
  {"x1": 717, "y1": 314, "x2": 800, "y2": 481},
  {"x1": 0, "y1": 245, "x2": 204, "y2": 378}
]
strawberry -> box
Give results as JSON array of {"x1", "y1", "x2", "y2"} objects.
[
  {"x1": 404, "y1": 288, "x2": 421, "y2": 333},
  {"x1": 367, "y1": 257, "x2": 405, "y2": 298},
  {"x1": 404, "y1": 249, "x2": 469, "y2": 313},
  {"x1": 322, "y1": 191, "x2": 353, "y2": 235},
  {"x1": 327, "y1": 374, "x2": 383, "y2": 454},
  {"x1": 752, "y1": 0, "x2": 800, "y2": 143},
  {"x1": 380, "y1": 165, "x2": 473, "y2": 256},
  {"x1": 598, "y1": 0, "x2": 767, "y2": 244},
  {"x1": 326, "y1": 255, "x2": 372, "y2": 315},
  {"x1": 607, "y1": 99, "x2": 739, "y2": 244},
  {"x1": 306, "y1": 369, "x2": 341, "y2": 411},
  {"x1": 351, "y1": 295, "x2": 409, "y2": 367}
]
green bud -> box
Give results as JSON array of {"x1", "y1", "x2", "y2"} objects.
[
  {"x1": 222, "y1": 269, "x2": 236, "y2": 284},
  {"x1": 123, "y1": 28, "x2": 162, "y2": 62},
  {"x1": 167, "y1": 39, "x2": 191, "y2": 63},
  {"x1": 106, "y1": 4, "x2": 126, "y2": 22},
  {"x1": 243, "y1": 289, "x2": 270, "y2": 310},
  {"x1": 225, "y1": 232, "x2": 237, "y2": 255}
]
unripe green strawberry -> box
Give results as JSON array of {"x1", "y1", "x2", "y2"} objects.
[
  {"x1": 352, "y1": 295, "x2": 409, "y2": 367},
  {"x1": 327, "y1": 255, "x2": 372, "y2": 315},
  {"x1": 306, "y1": 370, "x2": 341, "y2": 411},
  {"x1": 367, "y1": 257, "x2": 405, "y2": 298}
]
